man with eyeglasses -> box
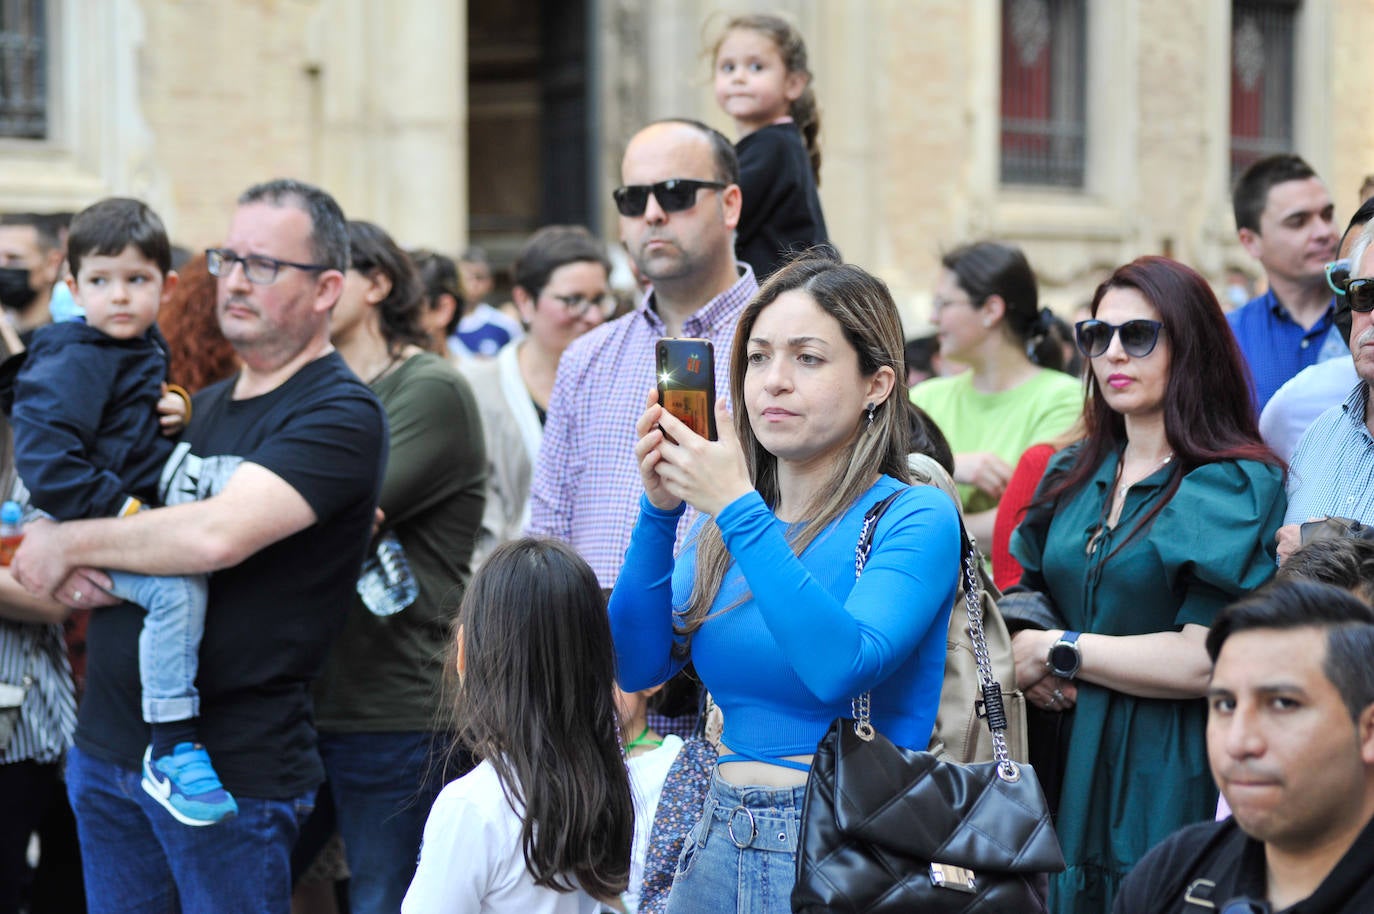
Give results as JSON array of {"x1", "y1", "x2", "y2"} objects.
[
  {"x1": 1259, "y1": 200, "x2": 1374, "y2": 461},
  {"x1": 1113, "y1": 579, "x2": 1374, "y2": 914},
  {"x1": 11, "y1": 179, "x2": 387, "y2": 914},
  {"x1": 1228, "y1": 154, "x2": 1344, "y2": 416},
  {"x1": 527, "y1": 119, "x2": 757, "y2": 590},
  {"x1": 1276, "y1": 221, "x2": 1374, "y2": 566}
]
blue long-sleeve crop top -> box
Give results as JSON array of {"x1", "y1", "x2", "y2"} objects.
[{"x1": 608, "y1": 475, "x2": 960, "y2": 761}]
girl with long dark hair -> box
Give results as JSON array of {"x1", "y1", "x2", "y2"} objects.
[
  {"x1": 1009, "y1": 256, "x2": 1286, "y2": 914},
  {"x1": 404, "y1": 538, "x2": 635, "y2": 912},
  {"x1": 610, "y1": 257, "x2": 960, "y2": 911}
]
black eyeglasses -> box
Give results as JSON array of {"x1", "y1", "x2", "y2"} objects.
[
  {"x1": 611, "y1": 179, "x2": 727, "y2": 217},
  {"x1": 206, "y1": 248, "x2": 331, "y2": 285},
  {"x1": 1343, "y1": 277, "x2": 1374, "y2": 313},
  {"x1": 550, "y1": 292, "x2": 616, "y2": 319},
  {"x1": 1075, "y1": 319, "x2": 1165, "y2": 358}
]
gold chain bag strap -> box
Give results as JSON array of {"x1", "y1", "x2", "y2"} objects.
[{"x1": 792, "y1": 490, "x2": 1065, "y2": 913}]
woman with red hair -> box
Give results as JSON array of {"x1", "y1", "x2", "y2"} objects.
[
  {"x1": 1009, "y1": 257, "x2": 1286, "y2": 914},
  {"x1": 156, "y1": 254, "x2": 239, "y2": 395}
]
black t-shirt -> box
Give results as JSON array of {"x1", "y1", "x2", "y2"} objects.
[
  {"x1": 734, "y1": 122, "x2": 831, "y2": 281},
  {"x1": 1115, "y1": 817, "x2": 1374, "y2": 914},
  {"x1": 74, "y1": 353, "x2": 387, "y2": 799}
]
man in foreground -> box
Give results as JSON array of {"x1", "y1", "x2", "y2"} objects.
[{"x1": 1114, "y1": 579, "x2": 1374, "y2": 912}]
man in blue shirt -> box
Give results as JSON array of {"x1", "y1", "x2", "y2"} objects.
[{"x1": 1229, "y1": 154, "x2": 1342, "y2": 413}]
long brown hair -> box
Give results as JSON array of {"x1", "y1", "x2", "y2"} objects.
[
  {"x1": 679, "y1": 257, "x2": 908, "y2": 637},
  {"x1": 1037, "y1": 256, "x2": 1281, "y2": 551},
  {"x1": 714, "y1": 13, "x2": 822, "y2": 184},
  {"x1": 447, "y1": 538, "x2": 633, "y2": 899}
]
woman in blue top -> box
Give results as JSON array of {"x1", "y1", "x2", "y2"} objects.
[{"x1": 609, "y1": 257, "x2": 960, "y2": 913}]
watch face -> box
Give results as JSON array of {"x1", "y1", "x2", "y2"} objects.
[{"x1": 1049, "y1": 643, "x2": 1079, "y2": 676}]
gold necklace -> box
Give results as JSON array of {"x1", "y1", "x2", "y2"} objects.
[
  {"x1": 1086, "y1": 451, "x2": 1176, "y2": 557},
  {"x1": 1116, "y1": 451, "x2": 1174, "y2": 501}
]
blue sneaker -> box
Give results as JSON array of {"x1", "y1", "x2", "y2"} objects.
[{"x1": 141, "y1": 743, "x2": 238, "y2": 826}]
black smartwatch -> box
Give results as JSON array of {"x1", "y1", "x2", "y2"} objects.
[{"x1": 1047, "y1": 630, "x2": 1082, "y2": 679}]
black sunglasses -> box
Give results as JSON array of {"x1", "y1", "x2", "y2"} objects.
[
  {"x1": 612, "y1": 179, "x2": 727, "y2": 217},
  {"x1": 1075, "y1": 319, "x2": 1165, "y2": 358},
  {"x1": 1343, "y1": 277, "x2": 1374, "y2": 313}
]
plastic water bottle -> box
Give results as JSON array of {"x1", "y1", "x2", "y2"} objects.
[
  {"x1": 355, "y1": 531, "x2": 419, "y2": 616},
  {"x1": 0, "y1": 501, "x2": 23, "y2": 566}
]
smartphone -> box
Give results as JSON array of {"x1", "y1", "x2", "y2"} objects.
[{"x1": 655, "y1": 338, "x2": 717, "y2": 441}]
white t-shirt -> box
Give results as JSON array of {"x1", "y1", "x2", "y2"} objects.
[
  {"x1": 1259, "y1": 355, "x2": 1359, "y2": 462},
  {"x1": 403, "y1": 760, "x2": 602, "y2": 914},
  {"x1": 621, "y1": 735, "x2": 685, "y2": 914}
]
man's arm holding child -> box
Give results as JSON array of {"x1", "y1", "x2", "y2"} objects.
[{"x1": 12, "y1": 461, "x2": 316, "y2": 601}]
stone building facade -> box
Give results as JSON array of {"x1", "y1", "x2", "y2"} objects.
[{"x1": 2, "y1": 0, "x2": 1371, "y2": 329}]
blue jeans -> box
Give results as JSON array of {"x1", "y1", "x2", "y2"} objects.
[
  {"x1": 664, "y1": 770, "x2": 804, "y2": 914},
  {"x1": 316, "y1": 731, "x2": 447, "y2": 914},
  {"x1": 66, "y1": 744, "x2": 314, "y2": 914},
  {"x1": 106, "y1": 570, "x2": 209, "y2": 724}
]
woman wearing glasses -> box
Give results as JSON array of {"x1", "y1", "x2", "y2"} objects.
[
  {"x1": 911, "y1": 241, "x2": 1082, "y2": 545},
  {"x1": 1008, "y1": 256, "x2": 1286, "y2": 914},
  {"x1": 461, "y1": 225, "x2": 614, "y2": 564}
]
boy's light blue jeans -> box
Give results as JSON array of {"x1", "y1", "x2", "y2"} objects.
[{"x1": 106, "y1": 570, "x2": 210, "y2": 723}]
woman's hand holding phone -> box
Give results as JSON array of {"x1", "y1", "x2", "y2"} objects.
[
  {"x1": 651, "y1": 397, "x2": 752, "y2": 518},
  {"x1": 634, "y1": 389, "x2": 685, "y2": 513}
]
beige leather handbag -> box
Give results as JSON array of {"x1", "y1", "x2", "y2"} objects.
[{"x1": 909, "y1": 454, "x2": 1030, "y2": 764}]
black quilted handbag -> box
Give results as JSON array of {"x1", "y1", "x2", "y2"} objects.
[{"x1": 792, "y1": 492, "x2": 1066, "y2": 913}]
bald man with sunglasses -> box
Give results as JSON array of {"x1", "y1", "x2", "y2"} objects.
[
  {"x1": 526, "y1": 119, "x2": 759, "y2": 589},
  {"x1": 1277, "y1": 221, "x2": 1374, "y2": 564}
]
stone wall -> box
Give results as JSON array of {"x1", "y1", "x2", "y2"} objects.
[{"x1": 2, "y1": 0, "x2": 1371, "y2": 332}]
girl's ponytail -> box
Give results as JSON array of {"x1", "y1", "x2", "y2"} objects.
[{"x1": 792, "y1": 86, "x2": 822, "y2": 186}]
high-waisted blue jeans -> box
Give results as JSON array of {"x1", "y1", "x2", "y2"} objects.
[{"x1": 664, "y1": 769, "x2": 805, "y2": 914}]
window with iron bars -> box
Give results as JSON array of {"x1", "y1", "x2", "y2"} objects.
[
  {"x1": 1230, "y1": 0, "x2": 1298, "y2": 182},
  {"x1": 1000, "y1": 0, "x2": 1086, "y2": 189},
  {"x1": 0, "y1": 0, "x2": 46, "y2": 140}
]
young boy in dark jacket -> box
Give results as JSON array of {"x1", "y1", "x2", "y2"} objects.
[{"x1": 11, "y1": 197, "x2": 236, "y2": 827}]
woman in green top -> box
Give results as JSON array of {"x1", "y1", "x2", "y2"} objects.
[
  {"x1": 911, "y1": 241, "x2": 1082, "y2": 544},
  {"x1": 1010, "y1": 256, "x2": 1286, "y2": 914},
  {"x1": 315, "y1": 220, "x2": 488, "y2": 912}
]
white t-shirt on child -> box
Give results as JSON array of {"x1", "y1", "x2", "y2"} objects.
[
  {"x1": 403, "y1": 759, "x2": 602, "y2": 914},
  {"x1": 621, "y1": 735, "x2": 685, "y2": 914}
]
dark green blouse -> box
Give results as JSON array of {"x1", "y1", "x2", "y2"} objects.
[{"x1": 1011, "y1": 447, "x2": 1286, "y2": 914}]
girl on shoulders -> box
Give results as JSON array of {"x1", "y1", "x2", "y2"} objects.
[
  {"x1": 712, "y1": 14, "x2": 830, "y2": 280},
  {"x1": 404, "y1": 538, "x2": 634, "y2": 913}
]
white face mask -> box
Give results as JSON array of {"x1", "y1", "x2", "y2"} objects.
[{"x1": 1226, "y1": 284, "x2": 1250, "y2": 309}]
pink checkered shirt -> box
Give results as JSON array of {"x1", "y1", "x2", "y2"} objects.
[{"x1": 527, "y1": 265, "x2": 758, "y2": 587}]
